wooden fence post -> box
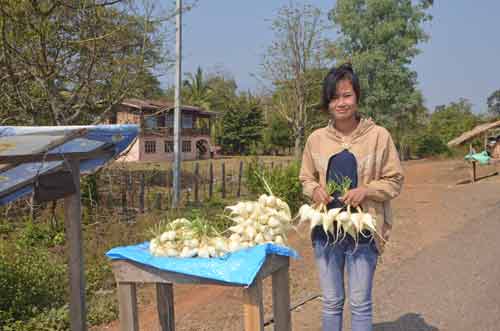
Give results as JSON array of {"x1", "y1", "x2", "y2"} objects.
[
  {"x1": 139, "y1": 173, "x2": 145, "y2": 213},
  {"x1": 121, "y1": 172, "x2": 127, "y2": 214},
  {"x1": 209, "y1": 162, "x2": 214, "y2": 200},
  {"x1": 166, "y1": 170, "x2": 171, "y2": 209},
  {"x1": 221, "y1": 162, "x2": 226, "y2": 199},
  {"x1": 154, "y1": 192, "x2": 162, "y2": 210},
  {"x1": 237, "y1": 161, "x2": 243, "y2": 198},
  {"x1": 127, "y1": 173, "x2": 133, "y2": 210},
  {"x1": 194, "y1": 162, "x2": 199, "y2": 203}
]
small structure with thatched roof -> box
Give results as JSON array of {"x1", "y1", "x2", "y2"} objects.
[
  {"x1": 447, "y1": 119, "x2": 500, "y2": 183},
  {"x1": 447, "y1": 119, "x2": 500, "y2": 149}
]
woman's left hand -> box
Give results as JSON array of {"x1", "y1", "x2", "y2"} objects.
[{"x1": 340, "y1": 187, "x2": 369, "y2": 207}]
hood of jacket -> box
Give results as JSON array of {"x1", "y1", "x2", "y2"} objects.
[{"x1": 325, "y1": 117, "x2": 376, "y2": 144}]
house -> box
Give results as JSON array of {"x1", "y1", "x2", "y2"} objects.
[{"x1": 106, "y1": 98, "x2": 217, "y2": 162}]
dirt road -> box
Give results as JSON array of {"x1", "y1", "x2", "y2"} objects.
[{"x1": 97, "y1": 159, "x2": 500, "y2": 331}]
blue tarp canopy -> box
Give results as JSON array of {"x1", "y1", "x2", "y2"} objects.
[{"x1": 0, "y1": 125, "x2": 138, "y2": 205}]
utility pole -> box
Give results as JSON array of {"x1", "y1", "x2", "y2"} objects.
[{"x1": 172, "y1": 0, "x2": 182, "y2": 208}]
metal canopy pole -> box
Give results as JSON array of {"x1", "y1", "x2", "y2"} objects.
[
  {"x1": 172, "y1": 0, "x2": 182, "y2": 208},
  {"x1": 64, "y1": 158, "x2": 86, "y2": 331}
]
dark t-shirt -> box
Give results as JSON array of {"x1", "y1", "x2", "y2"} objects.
[{"x1": 311, "y1": 149, "x2": 372, "y2": 245}]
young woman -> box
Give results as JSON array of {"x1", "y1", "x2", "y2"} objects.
[{"x1": 299, "y1": 63, "x2": 404, "y2": 331}]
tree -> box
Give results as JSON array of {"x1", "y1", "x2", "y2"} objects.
[
  {"x1": 262, "y1": 114, "x2": 294, "y2": 155},
  {"x1": 0, "y1": 0, "x2": 173, "y2": 126},
  {"x1": 429, "y1": 99, "x2": 478, "y2": 145},
  {"x1": 329, "y1": 0, "x2": 433, "y2": 134},
  {"x1": 182, "y1": 66, "x2": 212, "y2": 109},
  {"x1": 487, "y1": 89, "x2": 500, "y2": 118},
  {"x1": 261, "y1": 2, "x2": 328, "y2": 160},
  {"x1": 218, "y1": 93, "x2": 264, "y2": 155},
  {"x1": 204, "y1": 71, "x2": 238, "y2": 112}
]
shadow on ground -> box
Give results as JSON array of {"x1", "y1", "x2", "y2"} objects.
[{"x1": 374, "y1": 313, "x2": 439, "y2": 331}]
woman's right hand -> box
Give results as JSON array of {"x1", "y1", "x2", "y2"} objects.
[{"x1": 312, "y1": 186, "x2": 333, "y2": 205}]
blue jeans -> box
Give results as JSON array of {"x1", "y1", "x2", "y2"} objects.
[{"x1": 312, "y1": 228, "x2": 378, "y2": 331}]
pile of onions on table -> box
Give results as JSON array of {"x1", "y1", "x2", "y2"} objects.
[
  {"x1": 149, "y1": 217, "x2": 228, "y2": 258},
  {"x1": 224, "y1": 193, "x2": 293, "y2": 251},
  {"x1": 149, "y1": 194, "x2": 293, "y2": 258}
]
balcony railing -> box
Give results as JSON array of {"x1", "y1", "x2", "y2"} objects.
[{"x1": 142, "y1": 127, "x2": 210, "y2": 136}]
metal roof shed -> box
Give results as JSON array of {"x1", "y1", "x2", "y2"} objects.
[{"x1": 0, "y1": 125, "x2": 138, "y2": 331}]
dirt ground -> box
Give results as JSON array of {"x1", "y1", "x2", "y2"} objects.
[{"x1": 94, "y1": 158, "x2": 500, "y2": 331}]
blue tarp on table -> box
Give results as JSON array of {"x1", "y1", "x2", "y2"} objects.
[
  {"x1": 465, "y1": 150, "x2": 491, "y2": 165},
  {"x1": 106, "y1": 242, "x2": 299, "y2": 286}
]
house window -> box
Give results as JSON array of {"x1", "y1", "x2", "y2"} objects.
[
  {"x1": 182, "y1": 140, "x2": 191, "y2": 152},
  {"x1": 144, "y1": 116, "x2": 157, "y2": 129},
  {"x1": 165, "y1": 112, "x2": 173, "y2": 128},
  {"x1": 165, "y1": 140, "x2": 174, "y2": 153},
  {"x1": 165, "y1": 112, "x2": 193, "y2": 128},
  {"x1": 182, "y1": 113, "x2": 193, "y2": 129},
  {"x1": 145, "y1": 141, "x2": 156, "y2": 153}
]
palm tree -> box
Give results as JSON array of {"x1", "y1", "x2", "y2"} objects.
[{"x1": 183, "y1": 67, "x2": 212, "y2": 109}]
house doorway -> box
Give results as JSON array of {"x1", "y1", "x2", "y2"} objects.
[{"x1": 196, "y1": 139, "x2": 210, "y2": 159}]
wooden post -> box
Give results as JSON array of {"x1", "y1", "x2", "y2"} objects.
[
  {"x1": 471, "y1": 161, "x2": 477, "y2": 183},
  {"x1": 209, "y1": 162, "x2": 213, "y2": 200},
  {"x1": 237, "y1": 161, "x2": 243, "y2": 198},
  {"x1": 121, "y1": 172, "x2": 127, "y2": 214},
  {"x1": 108, "y1": 172, "x2": 113, "y2": 196},
  {"x1": 221, "y1": 162, "x2": 226, "y2": 199},
  {"x1": 139, "y1": 173, "x2": 145, "y2": 213},
  {"x1": 154, "y1": 192, "x2": 162, "y2": 210},
  {"x1": 127, "y1": 173, "x2": 133, "y2": 209},
  {"x1": 30, "y1": 192, "x2": 37, "y2": 221},
  {"x1": 118, "y1": 282, "x2": 139, "y2": 331},
  {"x1": 243, "y1": 277, "x2": 264, "y2": 331},
  {"x1": 64, "y1": 158, "x2": 87, "y2": 331},
  {"x1": 194, "y1": 162, "x2": 199, "y2": 203},
  {"x1": 272, "y1": 265, "x2": 291, "y2": 331},
  {"x1": 156, "y1": 283, "x2": 175, "y2": 331},
  {"x1": 165, "y1": 169, "x2": 172, "y2": 210}
]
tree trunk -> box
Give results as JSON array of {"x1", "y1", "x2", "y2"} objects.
[{"x1": 294, "y1": 134, "x2": 302, "y2": 161}]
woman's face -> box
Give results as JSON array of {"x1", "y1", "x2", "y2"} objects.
[{"x1": 328, "y1": 79, "x2": 358, "y2": 122}]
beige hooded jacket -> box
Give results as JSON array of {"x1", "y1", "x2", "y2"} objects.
[{"x1": 299, "y1": 118, "x2": 404, "y2": 254}]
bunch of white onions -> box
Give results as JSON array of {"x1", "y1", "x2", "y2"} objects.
[
  {"x1": 149, "y1": 193, "x2": 294, "y2": 258},
  {"x1": 149, "y1": 218, "x2": 229, "y2": 258},
  {"x1": 224, "y1": 194, "x2": 293, "y2": 252},
  {"x1": 297, "y1": 203, "x2": 381, "y2": 245}
]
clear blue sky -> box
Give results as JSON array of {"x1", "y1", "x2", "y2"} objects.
[{"x1": 164, "y1": 1, "x2": 500, "y2": 113}]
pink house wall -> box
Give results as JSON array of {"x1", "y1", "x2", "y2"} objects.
[{"x1": 118, "y1": 134, "x2": 211, "y2": 162}]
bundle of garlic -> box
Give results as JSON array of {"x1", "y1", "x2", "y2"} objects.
[
  {"x1": 149, "y1": 217, "x2": 229, "y2": 258},
  {"x1": 297, "y1": 203, "x2": 382, "y2": 245},
  {"x1": 224, "y1": 193, "x2": 293, "y2": 251}
]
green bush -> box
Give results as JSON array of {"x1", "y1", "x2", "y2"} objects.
[
  {"x1": 245, "y1": 158, "x2": 305, "y2": 214},
  {"x1": 2, "y1": 305, "x2": 69, "y2": 331},
  {"x1": 15, "y1": 220, "x2": 65, "y2": 249},
  {"x1": 415, "y1": 134, "x2": 450, "y2": 158},
  {"x1": 87, "y1": 292, "x2": 118, "y2": 326},
  {"x1": 0, "y1": 247, "x2": 67, "y2": 329}
]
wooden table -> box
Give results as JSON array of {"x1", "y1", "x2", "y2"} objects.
[{"x1": 111, "y1": 254, "x2": 291, "y2": 331}]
